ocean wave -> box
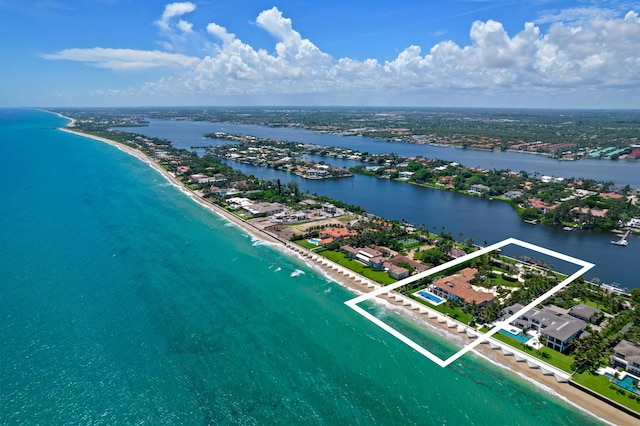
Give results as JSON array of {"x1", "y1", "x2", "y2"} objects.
[
  {"x1": 361, "y1": 296, "x2": 468, "y2": 350},
  {"x1": 251, "y1": 236, "x2": 265, "y2": 246},
  {"x1": 290, "y1": 269, "x2": 305, "y2": 277},
  {"x1": 470, "y1": 349, "x2": 614, "y2": 425}
]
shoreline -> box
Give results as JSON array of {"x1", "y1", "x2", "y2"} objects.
[{"x1": 57, "y1": 119, "x2": 636, "y2": 425}]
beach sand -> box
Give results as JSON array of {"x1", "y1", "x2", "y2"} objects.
[{"x1": 59, "y1": 125, "x2": 637, "y2": 426}]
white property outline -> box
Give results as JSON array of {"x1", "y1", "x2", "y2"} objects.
[{"x1": 344, "y1": 238, "x2": 595, "y2": 368}]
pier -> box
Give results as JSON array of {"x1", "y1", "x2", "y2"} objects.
[{"x1": 611, "y1": 229, "x2": 630, "y2": 246}]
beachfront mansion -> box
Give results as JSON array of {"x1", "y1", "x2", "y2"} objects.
[{"x1": 500, "y1": 303, "x2": 599, "y2": 353}]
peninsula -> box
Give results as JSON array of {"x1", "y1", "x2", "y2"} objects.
[{"x1": 204, "y1": 134, "x2": 640, "y2": 232}]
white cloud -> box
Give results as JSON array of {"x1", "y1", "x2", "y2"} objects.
[
  {"x1": 43, "y1": 6, "x2": 640, "y2": 106},
  {"x1": 255, "y1": 7, "x2": 330, "y2": 64},
  {"x1": 206, "y1": 23, "x2": 236, "y2": 45},
  {"x1": 155, "y1": 2, "x2": 196, "y2": 32},
  {"x1": 627, "y1": 10, "x2": 640, "y2": 23},
  {"x1": 176, "y1": 19, "x2": 193, "y2": 34},
  {"x1": 535, "y1": 6, "x2": 619, "y2": 26},
  {"x1": 154, "y1": 1, "x2": 197, "y2": 50},
  {"x1": 42, "y1": 47, "x2": 199, "y2": 71},
  {"x1": 141, "y1": 6, "x2": 640, "y2": 101}
]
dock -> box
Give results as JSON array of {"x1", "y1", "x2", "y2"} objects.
[{"x1": 611, "y1": 229, "x2": 630, "y2": 246}]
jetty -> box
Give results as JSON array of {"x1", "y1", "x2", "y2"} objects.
[{"x1": 611, "y1": 229, "x2": 630, "y2": 246}]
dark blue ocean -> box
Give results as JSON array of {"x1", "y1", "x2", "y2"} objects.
[{"x1": 1, "y1": 109, "x2": 603, "y2": 424}]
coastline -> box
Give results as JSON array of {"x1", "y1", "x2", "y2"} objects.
[{"x1": 57, "y1": 120, "x2": 636, "y2": 425}]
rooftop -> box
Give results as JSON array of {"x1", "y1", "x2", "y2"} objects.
[{"x1": 432, "y1": 267, "x2": 494, "y2": 305}]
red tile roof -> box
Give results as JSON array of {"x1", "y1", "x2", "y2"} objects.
[
  {"x1": 528, "y1": 198, "x2": 557, "y2": 211},
  {"x1": 433, "y1": 268, "x2": 494, "y2": 305},
  {"x1": 320, "y1": 227, "x2": 351, "y2": 239}
]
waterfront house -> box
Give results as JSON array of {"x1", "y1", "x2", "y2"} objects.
[
  {"x1": 322, "y1": 203, "x2": 337, "y2": 215},
  {"x1": 599, "y1": 192, "x2": 624, "y2": 200},
  {"x1": 626, "y1": 218, "x2": 640, "y2": 229},
  {"x1": 611, "y1": 340, "x2": 640, "y2": 376},
  {"x1": 384, "y1": 262, "x2": 410, "y2": 279},
  {"x1": 448, "y1": 247, "x2": 467, "y2": 259},
  {"x1": 319, "y1": 227, "x2": 352, "y2": 241},
  {"x1": 388, "y1": 255, "x2": 428, "y2": 273},
  {"x1": 212, "y1": 173, "x2": 227, "y2": 183},
  {"x1": 369, "y1": 256, "x2": 387, "y2": 270},
  {"x1": 227, "y1": 197, "x2": 254, "y2": 209},
  {"x1": 210, "y1": 187, "x2": 240, "y2": 197},
  {"x1": 500, "y1": 303, "x2": 586, "y2": 352},
  {"x1": 568, "y1": 304, "x2": 602, "y2": 323},
  {"x1": 528, "y1": 198, "x2": 558, "y2": 213},
  {"x1": 243, "y1": 202, "x2": 284, "y2": 217},
  {"x1": 504, "y1": 190, "x2": 524, "y2": 199},
  {"x1": 398, "y1": 171, "x2": 414, "y2": 180},
  {"x1": 305, "y1": 169, "x2": 329, "y2": 179},
  {"x1": 342, "y1": 245, "x2": 360, "y2": 259},
  {"x1": 342, "y1": 246, "x2": 384, "y2": 266},
  {"x1": 189, "y1": 173, "x2": 219, "y2": 184},
  {"x1": 430, "y1": 268, "x2": 494, "y2": 308},
  {"x1": 437, "y1": 176, "x2": 454, "y2": 186},
  {"x1": 375, "y1": 246, "x2": 396, "y2": 257},
  {"x1": 319, "y1": 238, "x2": 335, "y2": 247},
  {"x1": 572, "y1": 206, "x2": 608, "y2": 217},
  {"x1": 470, "y1": 184, "x2": 490, "y2": 193},
  {"x1": 627, "y1": 148, "x2": 640, "y2": 159}
]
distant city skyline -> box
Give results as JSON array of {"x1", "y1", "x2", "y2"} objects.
[{"x1": 1, "y1": 0, "x2": 639, "y2": 108}]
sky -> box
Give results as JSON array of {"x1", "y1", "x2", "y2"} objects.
[{"x1": 1, "y1": 0, "x2": 639, "y2": 108}]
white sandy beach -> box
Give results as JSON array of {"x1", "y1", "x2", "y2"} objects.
[{"x1": 59, "y1": 122, "x2": 637, "y2": 426}]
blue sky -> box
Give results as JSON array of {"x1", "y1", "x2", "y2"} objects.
[{"x1": 1, "y1": 0, "x2": 639, "y2": 108}]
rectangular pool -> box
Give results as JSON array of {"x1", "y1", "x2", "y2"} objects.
[
  {"x1": 416, "y1": 290, "x2": 445, "y2": 306},
  {"x1": 499, "y1": 328, "x2": 532, "y2": 343}
]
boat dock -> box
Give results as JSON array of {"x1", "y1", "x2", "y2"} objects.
[{"x1": 611, "y1": 229, "x2": 630, "y2": 246}]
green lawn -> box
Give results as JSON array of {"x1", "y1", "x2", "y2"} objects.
[
  {"x1": 491, "y1": 332, "x2": 575, "y2": 373},
  {"x1": 433, "y1": 302, "x2": 473, "y2": 324},
  {"x1": 295, "y1": 240, "x2": 318, "y2": 250},
  {"x1": 409, "y1": 296, "x2": 473, "y2": 324},
  {"x1": 499, "y1": 255, "x2": 518, "y2": 265},
  {"x1": 572, "y1": 371, "x2": 640, "y2": 414},
  {"x1": 320, "y1": 250, "x2": 397, "y2": 285},
  {"x1": 488, "y1": 273, "x2": 521, "y2": 288},
  {"x1": 581, "y1": 299, "x2": 613, "y2": 314}
]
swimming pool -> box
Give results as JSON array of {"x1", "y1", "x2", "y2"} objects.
[
  {"x1": 499, "y1": 328, "x2": 532, "y2": 343},
  {"x1": 607, "y1": 373, "x2": 640, "y2": 395},
  {"x1": 308, "y1": 238, "x2": 320, "y2": 245},
  {"x1": 416, "y1": 290, "x2": 445, "y2": 305}
]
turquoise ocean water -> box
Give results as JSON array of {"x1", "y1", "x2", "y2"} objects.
[{"x1": 1, "y1": 109, "x2": 603, "y2": 425}]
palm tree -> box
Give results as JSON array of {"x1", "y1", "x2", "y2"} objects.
[{"x1": 538, "y1": 333, "x2": 547, "y2": 349}]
